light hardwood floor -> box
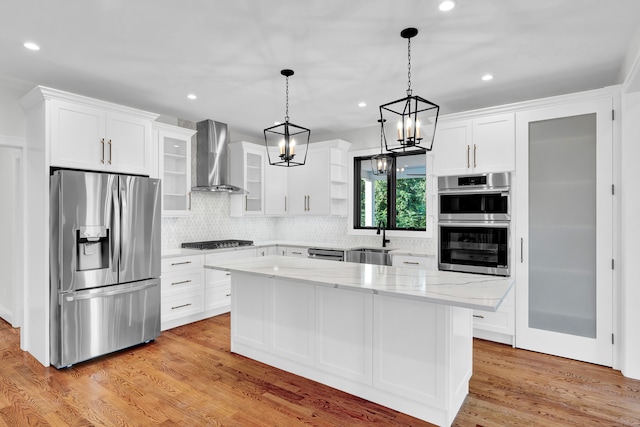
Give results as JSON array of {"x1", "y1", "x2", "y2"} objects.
[{"x1": 1, "y1": 314, "x2": 639, "y2": 426}]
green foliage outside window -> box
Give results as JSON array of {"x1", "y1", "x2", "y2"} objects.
[{"x1": 356, "y1": 153, "x2": 426, "y2": 231}]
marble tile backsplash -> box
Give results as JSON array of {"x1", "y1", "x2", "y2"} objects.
[{"x1": 162, "y1": 192, "x2": 435, "y2": 253}]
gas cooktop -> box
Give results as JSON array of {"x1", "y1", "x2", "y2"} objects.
[{"x1": 181, "y1": 239, "x2": 254, "y2": 250}]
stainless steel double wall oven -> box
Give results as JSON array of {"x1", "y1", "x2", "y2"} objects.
[{"x1": 438, "y1": 172, "x2": 511, "y2": 276}]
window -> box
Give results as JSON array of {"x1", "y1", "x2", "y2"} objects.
[{"x1": 354, "y1": 152, "x2": 426, "y2": 231}]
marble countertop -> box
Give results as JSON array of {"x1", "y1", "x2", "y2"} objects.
[
  {"x1": 162, "y1": 241, "x2": 435, "y2": 259},
  {"x1": 207, "y1": 255, "x2": 513, "y2": 312}
]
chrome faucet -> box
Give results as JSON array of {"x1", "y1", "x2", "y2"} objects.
[{"x1": 376, "y1": 221, "x2": 391, "y2": 248}]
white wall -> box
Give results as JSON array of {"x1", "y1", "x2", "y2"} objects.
[
  {"x1": 0, "y1": 75, "x2": 33, "y2": 138},
  {"x1": 0, "y1": 147, "x2": 20, "y2": 323}
]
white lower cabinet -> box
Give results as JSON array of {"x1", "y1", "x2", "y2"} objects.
[
  {"x1": 230, "y1": 272, "x2": 472, "y2": 426},
  {"x1": 271, "y1": 279, "x2": 315, "y2": 366},
  {"x1": 204, "y1": 269, "x2": 232, "y2": 312},
  {"x1": 316, "y1": 286, "x2": 373, "y2": 384},
  {"x1": 231, "y1": 272, "x2": 270, "y2": 351},
  {"x1": 391, "y1": 254, "x2": 435, "y2": 269},
  {"x1": 160, "y1": 254, "x2": 204, "y2": 330},
  {"x1": 256, "y1": 245, "x2": 278, "y2": 257},
  {"x1": 390, "y1": 253, "x2": 514, "y2": 345},
  {"x1": 284, "y1": 246, "x2": 308, "y2": 257},
  {"x1": 472, "y1": 286, "x2": 515, "y2": 346},
  {"x1": 205, "y1": 248, "x2": 257, "y2": 314}
]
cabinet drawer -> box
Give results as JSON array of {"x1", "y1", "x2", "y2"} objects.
[
  {"x1": 161, "y1": 291, "x2": 204, "y2": 321},
  {"x1": 205, "y1": 268, "x2": 232, "y2": 287},
  {"x1": 205, "y1": 284, "x2": 232, "y2": 310},
  {"x1": 161, "y1": 271, "x2": 203, "y2": 295},
  {"x1": 161, "y1": 255, "x2": 203, "y2": 273},
  {"x1": 391, "y1": 255, "x2": 434, "y2": 269},
  {"x1": 472, "y1": 307, "x2": 514, "y2": 334}
]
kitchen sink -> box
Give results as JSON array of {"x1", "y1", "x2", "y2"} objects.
[{"x1": 345, "y1": 247, "x2": 392, "y2": 266}]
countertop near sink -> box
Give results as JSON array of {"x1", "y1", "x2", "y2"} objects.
[{"x1": 162, "y1": 240, "x2": 435, "y2": 259}]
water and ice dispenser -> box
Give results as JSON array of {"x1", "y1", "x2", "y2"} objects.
[{"x1": 76, "y1": 225, "x2": 109, "y2": 271}]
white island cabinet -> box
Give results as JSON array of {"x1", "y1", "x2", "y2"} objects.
[{"x1": 209, "y1": 256, "x2": 513, "y2": 427}]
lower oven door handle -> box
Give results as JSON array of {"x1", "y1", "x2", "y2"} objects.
[{"x1": 64, "y1": 281, "x2": 159, "y2": 302}]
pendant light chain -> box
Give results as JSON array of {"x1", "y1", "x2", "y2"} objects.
[
  {"x1": 406, "y1": 37, "x2": 412, "y2": 97},
  {"x1": 285, "y1": 75, "x2": 290, "y2": 122}
]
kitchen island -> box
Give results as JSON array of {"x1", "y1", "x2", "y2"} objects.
[{"x1": 207, "y1": 256, "x2": 514, "y2": 427}]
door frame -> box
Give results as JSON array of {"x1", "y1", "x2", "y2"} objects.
[
  {"x1": 514, "y1": 97, "x2": 614, "y2": 366},
  {"x1": 0, "y1": 135, "x2": 25, "y2": 329}
]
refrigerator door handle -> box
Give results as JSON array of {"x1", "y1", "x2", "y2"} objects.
[
  {"x1": 111, "y1": 175, "x2": 121, "y2": 278},
  {"x1": 64, "y1": 280, "x2": 159, "y2": 302}
]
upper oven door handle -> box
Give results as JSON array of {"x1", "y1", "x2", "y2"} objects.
[
  {"x1": 438, "y1": 221, "x2": 510, "y2": 228},
  {"x1": 438, "y1": 186, "x2": 510, "y2": 195}
]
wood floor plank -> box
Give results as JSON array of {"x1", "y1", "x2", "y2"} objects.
[{"x1": 1, "y1": 315, "x2": 640, "y2": 426}]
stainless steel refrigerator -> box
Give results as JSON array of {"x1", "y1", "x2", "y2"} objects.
[{"x1": 49, "y1": 169, "x2": 161, "y2": 368}]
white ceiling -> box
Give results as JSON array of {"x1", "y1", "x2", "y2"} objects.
[{"x1": 2, "y1": 0, "x2": 640, "y2": 139}]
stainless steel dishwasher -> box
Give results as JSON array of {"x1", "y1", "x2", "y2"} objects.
[{"x1": 308, "y1": 248, "x2": 345, "y2": 261}]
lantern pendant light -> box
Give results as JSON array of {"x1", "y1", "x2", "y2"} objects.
[
  {"x1": 379, "y1": 28, "x2": 440, "y2": 153},
  {"x1": 264, "y1": 69, "x2": 310, "y2": 167},
  {"x1": 371, "y1": 119, "x2": 393, "y2": 175}
]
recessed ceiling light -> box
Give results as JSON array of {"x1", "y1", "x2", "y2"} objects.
[
  {"x1": 187, "y1": 94, "x2": 197, "y2": 100},
  {"x1": 482, "y1": 74, "x2": 494, "y2": 81},
  {"x1": 24, "y1": 41, "x2": 40, "y2": 51},
  {"x1": 358, "y1": 101, "x2": 367, "y2": 108},
  {"x1": 439, "y1": 1, "x2": 455, "y2": 12}
]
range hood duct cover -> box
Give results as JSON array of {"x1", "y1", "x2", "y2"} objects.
[{"x1": 192, "y1": 120, "x2": 245, "y2": 193}]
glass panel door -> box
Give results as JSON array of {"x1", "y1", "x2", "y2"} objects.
[
  {"x1": 514, "y1": 98, "x2": 613, "y2": 366},
  {"x1": 529, "y1": 114, "x2": 597, "y2": 338}
]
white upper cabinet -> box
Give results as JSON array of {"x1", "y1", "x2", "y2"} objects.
[
  {"x1": 20, "y1": 86, "x2": 158, "y2": 176},
  {"x1": 155, "y1": 123, "x2": 196, "y2": 217},
  {"x1": 432, "y1": 120, "x2": 472, "y2": 176},
  {"x1": 229, "y1": 141, "x2": 265, "y2": 216},
  {"x1": 264, "y1": 160, "x2": 288, "y2": 215},
  {"x1": 471, "y1": 113, "x2": 515, "y2": 173},
  {"x1": 286, "y1": 140, "x2": 350, "y2": 216},
  {"x1": 434, "y1": 113, "x2": 514, "y2": 176},
  {"x1": 287, "y1": 148, "x2": 331, "y2": 215}
]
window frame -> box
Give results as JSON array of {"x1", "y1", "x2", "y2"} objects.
[{"x1": 348, "y1": 148, "x2": 433, "y2": 238}]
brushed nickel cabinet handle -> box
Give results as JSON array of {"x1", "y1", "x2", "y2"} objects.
[
  {"x1": 473, "y1": 314, "x2": 484, "y2": 319},
  {"x1": 225, "y1": 293, "x2": 231, "y2": 297},
  {"x1": 521, "y1": 238, "x2": 524, "y2": 263},
  {"x1": 474, "y1": 144, "x2": 477, "y2": 168},
  {"x1": 467, "y1": 145, "x2": 470, "y2": 168},
  {"x1": 100, "y1": 138, "x2": 105, "y2": 164},
  {"x1": 108, "y1": 139, "x2": 112, "y2": 164},
  {"x1": 284, "y1": 196, "x2": 287, "y2": 212},
  {"x1": 245, "y1": 194, "x2": 248, "y2": 211},
  {"x1": 403, "y1": 261, "x2": 420, "y2": 265},
  {"x1": 171, "y1": 260, "x2": 192, "y2": 266},
  {"x1": 171, "y1": 280, "x2": 192, "y2": 286},
  {"x1": 171, "y1": 303, "x2": 192, "y2": 310},
  {"x1": 308, "y1": 195, "x2": 311, "y2": 211},
  {"x1": 188, "y1": 191, "x2": 192, "y2": 210},
  {"x1": 291, "y1": 251, "x2": 302, "y2": 255},
  {"x1": 226, "y1": 272, "x2": 231, "y2": 276}
]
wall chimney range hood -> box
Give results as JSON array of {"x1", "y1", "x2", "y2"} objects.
[{"x1": 192, "y1": 120, "x2": 246, "y2": 193}]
